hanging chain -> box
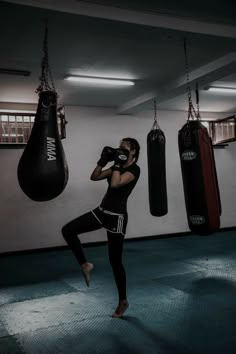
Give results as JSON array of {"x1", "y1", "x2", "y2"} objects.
[
  {"x1": 184, "y1": 38, "x2": 198, "y2": 121},
  {"x1": 36, "y1": 25, "x2": 56, "y2": 94},
  {"x1": 151, "y1": 99, "x2": 164, "y2": 142},
  {"x1": 152, "y1": 99, "x2": 160, "y2": 130},
  {"x1": 195, "y1": 80, "x2": 201, "y2": 118}
]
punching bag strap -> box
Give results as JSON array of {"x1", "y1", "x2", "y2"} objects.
[
  {"x1": 36, "y1": 24, "x2": 56, "y2": 94},
  {"x1": 58, "y1": 106, "x2": 67, "y2": 139}
]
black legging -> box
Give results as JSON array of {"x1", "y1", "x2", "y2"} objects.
[{"x1": 62, "y1": 211, "x2": 127, "y2": 301}]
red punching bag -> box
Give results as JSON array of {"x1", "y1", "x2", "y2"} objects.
[
  {"x1": 17, "y1": 26, "x2": 69, "y2": 201},
  {"x1": 178, "y1": 119, "x2": 221, "y2": 235},
  {"x1": 147, "y1": 101, "x2": 168, "y2": 216},
  {"x1": 179, "y1": 41, "x2": 221, "y2": 235}
]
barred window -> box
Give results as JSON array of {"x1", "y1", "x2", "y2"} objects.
[
  {"x1": 212, "y1": 118, "x2": 236, "y2": 145},
  {"x1": 200, "y1": 116, "x2": 236, "y2": 146},
  {"x1": 0, "y1": 106, "x2": 66, "y2": 145},
  {"x1": 0, "y1": 113, "x2": 35, "y2": 144}
]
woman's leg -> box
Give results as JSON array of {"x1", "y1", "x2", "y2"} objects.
[
  {"x1": 107, "y1": 231, "x2": 129, "y2": 317},
  {"x1": 62, "y1": 211, "x2": 102, "y2": 285}
]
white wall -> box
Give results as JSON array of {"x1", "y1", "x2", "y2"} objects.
[{"x1": 0, "y1": 106, "x2": 235, "y2": 253}]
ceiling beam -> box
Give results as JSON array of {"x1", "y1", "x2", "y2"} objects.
[
  {"x1": 118, "y1": 53, "x2": 236, "y2": 114},
  {"x1": 3, "y1": 0, "x2": 236, "y2": 39}
]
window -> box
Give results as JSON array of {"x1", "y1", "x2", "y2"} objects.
[
  {"x1": 201, "y1": 116, "x2": 236, "y2": 146},
  {"x1": 0, "y1": 113, "x2": 35, "y2": 144},
  {"x1": 0, "y1": 106, "x2": 66, "y2": 145}
]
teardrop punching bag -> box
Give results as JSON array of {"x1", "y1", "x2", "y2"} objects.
[
  {"x1": 17, "y1": 26, "x2": 69, "y2": 201},
  {"x1": 178, "y1": 120, "x2": 221, "y2": 235},
  {"x1": 17, "y1": 91, "x2": 69, "y2": 201},
  {"x1": 147, "y1": 102, "x2": 168, "y2": 216}
]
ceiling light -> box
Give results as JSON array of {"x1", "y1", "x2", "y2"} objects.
[
  {"x1": 207, "y1": 87, "x2": 236, "y2": 93},
  {"x1": 64, "y1": 75, "x2": 135, "y2": 86}
]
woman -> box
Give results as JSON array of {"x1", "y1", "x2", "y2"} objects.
[{"x1": 62, "y1": 137, "x2": 140, "y2": 318}]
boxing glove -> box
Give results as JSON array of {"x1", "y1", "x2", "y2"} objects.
[
  {"x1": 114, "y1": 148, "x2": 129, "y2": 166},
  {"x1": 97, "y1": 146, "x2": 116, "y2": 167}
]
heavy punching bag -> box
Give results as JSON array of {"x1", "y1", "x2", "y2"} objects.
[
  {"x1": 178, "y1": 119, "x2": 221, "y2": 235},
  {"x1": 147, "y1": 101, "x2": 168, "y2": 216},
  {"x1": 179, "y1": 40, "x2": 221, "y2": 235},
  {"x1": 17, "y1": 26, "x2": 69, "y2": 201}
]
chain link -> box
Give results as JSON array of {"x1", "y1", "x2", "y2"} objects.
[
  {"x1": 184, "y1": 38, "x2": 199, "y2": 122},
  {"x1": 36, "y1": 25, "x2": 57, "y2": 94},
  {"x1": 195, "y1": 80, "x2": 201, "y2": 118},
  {"x1": 152, "y1": 99, "x2": 160, "y2": 130}
]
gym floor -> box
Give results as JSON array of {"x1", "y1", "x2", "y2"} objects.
[{"x1": 0, "y1": 230, "x2": 236, "y2": 354}]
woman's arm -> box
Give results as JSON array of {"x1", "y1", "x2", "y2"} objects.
[
  {"x1": 90, "y1": 166, "x2": 113, "y2": 181},
  {"x1": 110, "y1": 169, "x2": 135, "y2": 188}
]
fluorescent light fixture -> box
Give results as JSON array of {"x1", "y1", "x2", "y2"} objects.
[
  {"x1": 64, "y1": 75, "x2": 135, "y2": 86},
  {"x1": 207, "y1": 86, "x2": 236, "y2": 93}
]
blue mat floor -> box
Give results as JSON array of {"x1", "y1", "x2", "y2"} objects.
[{"x1": 0, "y1": 230, "x2": 236, "y2": 354}]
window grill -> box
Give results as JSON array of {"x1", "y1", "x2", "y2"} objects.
[
  {"x1": 201, "y1": 115, "x2": 236, "y2": 146},
  {"x1": 0, "y1": 106, "x2": 66, "y2": 145}
]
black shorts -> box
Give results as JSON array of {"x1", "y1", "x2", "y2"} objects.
[{"x1": 91, "y1": 207, "x2": 128, "y2": 236}]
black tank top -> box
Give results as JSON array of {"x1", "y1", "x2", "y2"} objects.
[{"x1": 100, "y1": 163, "x2": 140, "y2": 214}]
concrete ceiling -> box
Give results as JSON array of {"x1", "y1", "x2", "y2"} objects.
[{"x1": 1, "y1": 0, "x2": 236, "y2": 114}]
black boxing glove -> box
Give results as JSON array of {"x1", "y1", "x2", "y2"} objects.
[
  {"x1": 97, "y1": 146, "x2": 116, "y2": 167},
  {"x1": 114, "y1": 148, "x2": 129, "y2": 167}
]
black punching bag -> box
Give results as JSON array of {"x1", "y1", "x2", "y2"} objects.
[
  {"x1": 178, "y1": 120, "x2": 221, "y2": 235},
  {"x1": 147, "y1": 118, "x2": 168, "y2": 216},
  {"x1": 17, "y1": 90, "x2": 69, "y2": 201}
]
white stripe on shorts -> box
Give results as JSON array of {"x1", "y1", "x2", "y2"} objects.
[
  {"x1": 91, "y1": 210, "x2": 102, "y2": 224},
  {"x1": 117, "y1": 215, "x2": 124, "y2": 233},
  {"x1": 99, "y1": 206, "x2": 125, "y2": 216}
]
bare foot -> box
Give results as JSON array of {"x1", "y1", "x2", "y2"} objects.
[
  {"x1": 81, "y1": 262, "x2": 94, "y2": 287},
  {"x1": 112, "y1": 300, "x2": 129, "y2": 318}
]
